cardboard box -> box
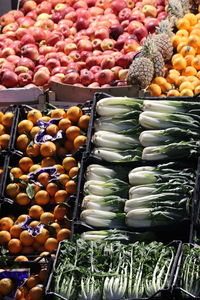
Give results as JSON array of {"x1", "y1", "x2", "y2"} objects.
[
  {"x1": 48, "y1": 81, "x2": 145, "y2": 106},
  {"x1": 0, "y1": 87, "x2": 45, "y2": 109}
]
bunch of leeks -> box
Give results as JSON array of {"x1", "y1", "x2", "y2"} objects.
[{"x1": 52, "y1": 240, "x2": 176, "y2": 300}]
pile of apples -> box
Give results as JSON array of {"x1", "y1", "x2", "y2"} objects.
[{"x1": 0, "y1": 0, "x2": 167, "y2": 89}]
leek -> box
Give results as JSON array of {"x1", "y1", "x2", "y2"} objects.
[
  {"x1": 93, "y1": 147, "x2": 142, "y2": 162},
  {"x1": 82, "y1": 195, "x2": 126, "y2": 213},
  {"x1": 92, "y1": 130, "x2": 139, "y2": 149},
  {"x1": 84, "y1": 179, "x2": 130, "y2": 197},
  {"x1": 96, "y1": 97, "x2": 143, "y2": 116}
]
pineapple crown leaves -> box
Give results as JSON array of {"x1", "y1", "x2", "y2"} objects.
[
  {"x1": 155, "y1": 19, "x2": 174, "y2": 36},
  {"x1": 166, "y1": 0, "x2": 184, "y2": 17},
  {"x1": 140, "y1": 34, "x2": 157, "y2": 58}
]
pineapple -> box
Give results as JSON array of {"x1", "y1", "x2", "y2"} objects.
[{"x1": 153, "y1": 20, "x2": 174, "y2": 62}]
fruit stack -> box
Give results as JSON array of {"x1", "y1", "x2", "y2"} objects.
[
  {"x1": 0, "y1": 105, "x2": 90, "y2": 299},
  {"x1": 0, "y1": 0, "x2": 167, "y2": 89}
]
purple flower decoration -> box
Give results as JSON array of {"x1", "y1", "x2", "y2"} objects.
[
  {"x1": 34, "y1": 118, "x2": 63, "y2": 145},
  {"x1": 20, "y1": 216, "x2": 44, "y2": 237},
  {"x1": 28, "y1": 166, "x2": 59, "y2": 185}
]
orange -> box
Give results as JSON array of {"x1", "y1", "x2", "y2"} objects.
[
  {"x1": 53, "y1": 205, "x2": 67, "y2": 220},
  {"x1": 171, "y1": 54, "x2": 183, "y2": 64},
  {"x1": 172, "y1": 35, "x2": 184, "y2": 48},
  {"x1": 160, "y1": 82, "x2": 172, "y2": 93},
  {"x1": 14, "y1": 255, "x2": 29, "y2": 262},
  {"x1": 15, "y1": 289, "x2": 23, "y2": 299},
  {"x1": 190, "y1": 28, "x2": 200, "y2": 36},
  {"x1": 27, "y1": 109, "x2": 42, "y2": 125},
  {"x1": 57, "y1": 228, "x2": 70, "y2": 242},
  {"x1": 50, "y1": 108, "x2": 65, "y2": 118},
  {"x1": 22, "y1": 246, "x2": 34, "y2": 253},
  {"x1": 38, "y1": 268, "x2": 47, "y2": 282},
  {"x1": 0, "y1": 278, "x2": 14, "y2": 296},
  {"x1": 58, "y1": 174, "x2": 70, "y2": 186},
  {"x1": 0, "y1": 111, "x2": 3, "y2": 123},
  {"x1": 0, "y1": 124, "x2": 6, "y2": 135},
  {"x1": 73, "y1": 135, "x2": 87, "y2": 150},
  {"x1": 10, "y1": 167, "x2": 23, "y2": 178},
  {"x1": 29, "y1": 164, "x2": 42, "y2": 173},
  {"x1": 31, "y1": 183, "x2": 41, "y2": 194},
  {"x1": 40, "y1": 141, "x2": 56, "y2": 157},
  {"x1": 37, "y1": 172, "x2": 50, "y2": 187},
  {"x1": 20, "y1": 230, "x2": 34, "y2": 246},
  {"x1": 40, "y1": 212, "x2": 54, "y2": 225},
  {"x1": 35, "y1": 228, "x2": 50, "y2": 244},
  {"x1": 172, "y1": 57, "x2": 187, "y2": 70},
  {"x1": 41, "y1": 156, "x2": 56, "y2": 167},
  {"x1": 41, "y1": 116, "x2": 51, "y2": 122},
  {"x1": 19, "y1": 175, "x2": 29, "y2": 188},
  {"x1": 169, "y1": 69, "x2": 180, "y2": 76},
  {"x1": 44, "y1": 237, "x2": 58, "y2": 252},
  {"x1": 179, "y1": 81, "x2": 194, "y2": 91},
  {"x1": 46, "y1": 182, "x2": 58, "y2": 197},
  {"x1": 35, "y1": 190, "x2": 50, "y2": 205},
  {"x1": 180, "y1": 89, "x2": 194, "y2": 96},
  {"x1": 69, "y1": 167, "x2": 79, "y2": 178},
  {"x1": 66, "y1": 106, "x2": 83, "y2": 122},
  {"x1": 62, "y1": 156, "x2": 77, "y2": 171},
  {"x1": 180, "y1": 46, "x2": 196, "y2": 56},
  {"x1": 64, "y1": 140, "x2": 74, "y2": 152},
  {"x1": 184, "y1": 13, "x2": 198, "y2": 26},
  {"x1": 16, "y1": 193, "x2": 31, "y2": 206},
  {"x1": 0, "y1": 231, "x2": 11, "y2": 243},
  {"x1": 2, "y1": 112, "x2": 14, "y2": 128},
  {"x1": 10, "y1": 224, "x2": 22, "y2": 238},
  {"x1": 166, "y1": 73, "x2": 179, "y2": 86},
  {"x1": 54, "y1": 164, "x2": 65, "y2": 174},
  {"x1": 0, "y1": 134, "x2": 10, "y2": 149},
  {"x1": 19, "y1": 157, "x2": 34, "y2": 173},
  {"x1": 58, "y1": 118, "x2": 71, "y2": 131},
  {"x1": 177, "y1": 41, "x2": 188, "y2": 52},
  {"x1": 177, "y1": 75, "x2": 187, "y2": 86},
  {"x1": 182, "y1": 66, "x2": 197, "y2": 76},
  {"x1": 18, "y1": 120, "x2": 33, "y2": 134},
  {"x1": 176, "y1": 18, "x2": 190, "y2": 30},
  {"x1": 0, "y1": 217, "x2": 14, "y2": 231},
  {"x1": 66, "y1": 126, "x2": 81, "y2": 141},
  {"x1": 78, "y1": 115, "x2": 90, "y2": 131},
  {"x1": 50, "y1": 222, "x2": 61, "y2": 233},
  {"x1": 26, "y1": 275, "x2": 40, "y2": 289},
  {"x1": 176, "y1": 29, "x2": 189, "y2": 38},
  {"x1": 28, "y1": 286, "x2": 43, "y2": 300},
  {"x1": 33, "y1": 240, "x2": 42, "y2": 250},
  {"x1": 30, "y1": 221, "x2": 40, "y2": 228},
  {"x1": 147, "y1": 83, "x2": 162, "y2": 96},
  {"x1": 16, "y1": 134, "x2": 30, "y2": 152},
  {"x1": 54, "y1": 190, "x2": 68, "y2": 203},
  {"x1": 26, "y1": 144, "x2": 40, "y2": 157},
  {"x1": 194, "y1": 85, "x2": 200, "y2": 94},
  {"x1": 191, "y1": 56, "x2": 200, "y2": 70},
  {"x1": 6, "y1": 183, "x2": 20, "y2": 198},
  {"x1": 167, "y1": 90, "x2": 180, "y2": 97},
  {"x1": 153, "y1": 76, "x2": 167, "y2": 85},
  {"x1": 30, "y1": 126, "x2": 41, "y2": 138},
  {"x1": 17, "y1": 214, "x2": 29, "y2": 223},
  {"x1": 8, "y1": 239, "x2": 22, "y2": 253},
  {"x1": 46, "y1": 124, "x2": 59, "y2": 136},
  {"x1": 66, "y1": 180, "x2": 77, "y2": 194},
  {"x1": 185, "y1": 54, "x2": 194, "y2": 66},
  {"x1": 56, "y1": 146, "x2": 68, "y2": 157},
  {"x1": 188, "y1": 35, "x2": 200, "y2": 49}
]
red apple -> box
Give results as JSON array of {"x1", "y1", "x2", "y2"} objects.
[
  {"x1": 78, "y1": 40, "x2": 93, "y2": 52},
  {"x1": 64, "y1": 43, "x2": 77, "y2": 55},
  {"x1": 101, "y1": 84, "x2": 111, "y2": 88},
  {"x1": 134, "y1": 25, "x2": 148, "y2": 41},
  {"x1": 80, "y1": 51, "x2": 92, "y2": 62},
  {"x1": 54, "y1": 3, "x2": 67, "y2": 11},
  {"x1": 89, "y1": 7, "x2": 104, "y2": 16},
  {"x1": 128, "y1": 21, "x2": 143, "y2": 34},
  {"x1": 63, "y1": 71, "x2": 80, "y2": 84},
  {"x1": 95, "y1": 27, "x2": 109, "y2": 40},
  {"x1": 15, "y1": 66, "x2": 29, "y2": 74},
  {"x1": 18, "y1": 57, "x2": 35, "y2": 70},
  {"x1": 17, "y1": 17, "x2": 35, "y2": 28},
  {"x1": 60, "y1": 56, "x2": 73, "y2": 66},
  {"x1": 57, "y1": 24, "x2": 70, "y2": 37},
  {"x1": 39, "y1": 46, "x2": 56, "y2": 55},
  {"x1": 142, "y1": 5, "x2": 157, "y2": 17},
  {"x1": 9, "y1": 41, "x2": 22, "y2": 55},
  {"x1": 87, "y1": 0, "x2": 96, "y2": 7},
  {"x1": 145, "y1": 19, "x2": 159, "y2": 33},
  {"x1": 9, "y1": 10, "x2": 24, "y2": 21},
  {"x1": 36, "y1": 1, "x2": 52, "y2": 14},
  {"x1": 90, "y1": 65, "x2": 101, "y2": 74},
  {"x1": 64, "y1": 11, "x2": 77, "y2": 22},
  {"x1": 33, "y1": 69, "x2": 50, "y2": 86},
  {"x1": 2, "y1": 22, "x2": 19, "y2": 33},
  {"x1": 0, "y1": 85, "x2": 7, "y2": 90},
  {"x1": 73, "y1": 0, "x2": 88, "y2": 9},
  {"x1": 26, "y1": 11, "x2": 37, "y2": 20},
  {"x1": 2, "y1": 48, "x2": 15, "y2": 58},
  {"x1": 18, "y1": 72, "x2": 32, "y2": 86},
  {"x1": 21, "y1": 45, "x2": 39, "y2": 61},
  {"x1": 0, "y1": 13, "x2": 15, "y2": 27},
  {"x1": 35, "y1": 19, "x2": 54, "y2": 31},
  {"x1": 142, "y1": 0, "x2": 157, "y2": 6},
  {"x1": 111, "y1": 0, "x2": 126, "y2": 15},
  {"x1": 118, "y1": 8, "x2": 132, "y2": 22},
  {"x1": 7, "y1": 55, "x2": 21, "y2": 65},
  {"x1": 157, "y1": 11, "x2": 167, "y2": 21},
  {"x1": 45, "y1": 58, "x2": 60, "y2": 72},
  {"x1": 21, "y1": 34, "x2": 35, "y2": 45},
  {"x1": 45, "y1": 52, "x2": 58, "y2": 60},
  {"x1": 109, "y1": 24, "x2": 124, "y2": 40},
  {"x1": 51, "y1": 66, "x2": 67, "y2": 75},
  {"x1": 88, "y1": 82, "x2": 100, "y2": 88},
  {"x1": 69, "y1": 50, "x2": 81, "y2": 62},
  {"x1": 49, "y1": 75, "x2": 62, "y2": 83},
  {"x1": 47, "y1": 32, "x2": 64, "y2": 46},
  {"x1": 129, "y1": 11, "x2": 145, "y2": 22},
  {"x1": 95, "y1": 69, "x2": 114, "y2": 85},
  {"x1": 92, "y1": 39, "x2": 102, "y2": 50},
  {"x1": 23, "y1": 0, "x2": 37, "y2": 13},
  {"x1": 67, "y1": 62, "x2": 80, "y2": 72},
  {"x1": 101, "y1": 39, "x2": 115, "y2": 51},
  {"x1": 0, "y1": 61, "x2": 15, "y2": 71},
  {"x1": 1, "y1": 70, "x2": 18, "y2": 88},
  {"x1": 76, "y1": 18, "x2": 89, "y2": 31},
  {"x1": 80, "y1": 68, "x2": 94, "y2": 85},
  {"x1": 101, "y1": 56, "x2": 115, "y2": 69},
  {"x1": 55, "y1": 40, "x2": 66, "y2": 52},
  {"x1": 115, "y1": 54, "x2": 132, "y2": 67},
  {"x1": 111, "y1": 66, "x2": 123, "y2": 79},
  {"x1": 118, "y1": 69, "x2": 128, "y2": 80},
  {"x1": 86, "y1": 56, "x2": 100, "y2": 69}
]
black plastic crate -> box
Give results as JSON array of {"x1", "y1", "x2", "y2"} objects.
[
  {"x1": 172, "y1": 243, "x2": 200, "y2": 299},
  {"x1": 72, "y1": 152, "x2": 198, "y2": 243},
  {"x1": 44, "y1": 239, "x2": 182, "y2": 300},
  {"x1": 85, "y1": 92, "x2": 200, "y2": 164}
]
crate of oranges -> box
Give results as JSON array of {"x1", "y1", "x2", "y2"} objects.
[{"x1": 0, "y1": 252, "x2": 50, "y2": 300}]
